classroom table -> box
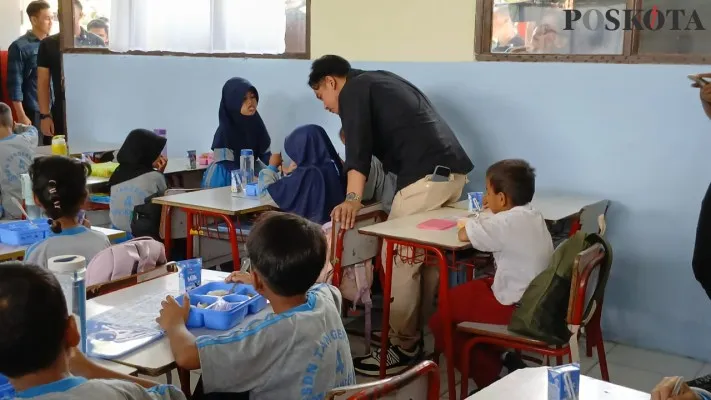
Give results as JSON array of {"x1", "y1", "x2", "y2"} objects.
[
  {"x1": 358, "y1": 207, "x2": 471, "y2": 400},
  {"x1": 87, "y1": 269, "x2": 270, "y2": 394},
  {"x1": 0, "y1": 226, "x2": 127, "y2": 262},
  {"x1": 467, "y1": 367, "x2": 648, "y2": 399},
  {"x1": 152, "y1": 187, "x2": 275, "y2": 269},
  {"x1": 92, "y1": 358, "x2": 138, "y2": 377},
  {"x1": 450, "y1": 192, "x2": 609, "y2": 234},
  {"x1": 84, "y1": 158, "x2": 208, "y2": 187}
]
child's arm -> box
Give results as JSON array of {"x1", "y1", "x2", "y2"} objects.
[
  {"x1": 157, "y1": 296, "x2": 201, "y2": 370},
  {"x1": 258, "y1": 166, "x2": 281, "y2": 206},
  {"x1": 13, "y1": 123, "x2": 38, "y2": 148},
  {"x1": 460, "y1": 213, "x2": 507, "y2": 252}
]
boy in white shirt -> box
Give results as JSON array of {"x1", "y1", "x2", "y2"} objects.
[
  {"x1": 428, "y1": 159, "x2": 553, "y2": 391},
  {"x1": 0, "y1": 102, "x2": 38, "y2": 219}
]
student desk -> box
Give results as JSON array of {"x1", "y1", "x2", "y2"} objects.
[
  {"x1": 0, "y1": 226, "x2": 127, "y2": 262},
  {"x1": 86, "y1": 269, "x2": 271, "y2": 394},
  {"x1": 84, "y1": 158, "x2": 208, "y2": 187},
  {"x1": 93, "y1": 358, "x2": 138, "y2": 377},
  {"x1": 153, "y1": 187, "x2": 275, "y2": 269},
  {"x1": 358, "y1": 207, "x2": 471, "y2": 400},
  {"x1": 450, "y1": 192, "x2": 609, "y2": 234},
  {"x1": 467, "y1": 367, "x2": 648, "y2": 399}
]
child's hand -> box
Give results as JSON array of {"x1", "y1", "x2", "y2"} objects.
[
  {"x1": 156, "y1": 295, "x2": 190, "y2": 331},
  {"x1": 153, "y1": 155, "x2": 168, "y2": 172},
  {"x1": 283, "y1": 162, "x2": 297, "y2": 175},
  {"x1": 225, "y1": 271, "x2": 253, "y2": 286},
  {"x1": 269, "y1": 153, "x2": 283, "y2": 168},
  {"x1": 651, "y1": 377, "x2": 700, "y2": 400},
  {"x1": 457, "y1": 226, "x2": 469, "y2": 242}
]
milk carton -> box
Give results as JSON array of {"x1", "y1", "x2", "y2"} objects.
[
  {"x1": 548, "y1": 364, "x2": 580, "y2": 400},
  {"x1": 177, "y1": 259, "x2": 202, "y2": 293}
]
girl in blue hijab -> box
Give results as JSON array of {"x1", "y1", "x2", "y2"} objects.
[
  {"x1": 202, "y1": 77, "x2": 272, "y2": 188},
  {"x1": 259, "y1": 125, "x2": 346, "y2": 224}
]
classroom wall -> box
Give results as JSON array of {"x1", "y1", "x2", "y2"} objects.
[
  {"x1": 0, "y1": 0, "x2": 22, "y2": 50},
  {"x1": 65, "y1": 53, "x2": 711, "y2": 361}
]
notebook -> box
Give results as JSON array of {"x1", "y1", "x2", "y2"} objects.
[{"x1": 417, "y1": 218, "x2": 458, "y2": 230}]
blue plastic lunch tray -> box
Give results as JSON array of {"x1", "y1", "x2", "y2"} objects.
[
  {"x1": 176, "y1": 282, "x2": 268, "y2": 330},
  {"x1": 0, "y1": 219, "x2": 50, "y2": 245}
]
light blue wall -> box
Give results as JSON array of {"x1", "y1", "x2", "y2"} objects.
[{"x1": 65, "y1": 54, "x2": 711, "y2": 361}]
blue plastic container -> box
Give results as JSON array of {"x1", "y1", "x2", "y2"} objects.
[
  {"x1": 0, "y1": 219, "x2": 50, "y2": 245},
  {"x1": 202, "y1": 295, "x2": 250, "y2": 330},
  {"x1": 190, "y1": 282, "x2": 267, "y2": 314},
  {"x1": 245, "y1": 182, "x2": 258, "y2": 197},
  {"x1": 174, "y1": 295, "x2": 207, "y2": 328},
  {"x1": 0, "y1": 374, "x2": 14, "y2": 400}
]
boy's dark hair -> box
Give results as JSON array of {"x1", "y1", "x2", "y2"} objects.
[
  {"x1": 246, "y1": 212, "x2": 326, "y2": 297},
  {"x1": 26, "y1": 0, "x2": 50, "y2": 18},
  {"x1": 0, "y1": 263, "x2": 69, "y2": 378},
  {"x1": 308, "y1": 55, "x2": 351, "y2": 89},
  {"x1": 87, "y1": 19, "x2": 108, "y2": 35},
  {"x1": 486, "y1": 159, "x2": 536, "y2": 207},
  {"x1": 29, "y1": 156, "x2": 90, "y2": 234},
  {"x1": 0, "y1": 103, "x2": 12, "y2": 128}
]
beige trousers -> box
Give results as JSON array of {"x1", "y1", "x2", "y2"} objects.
[{"x1": 386, "y1": 174, "x2": 467, "y2": 349}]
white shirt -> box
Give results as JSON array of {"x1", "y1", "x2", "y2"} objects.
[
  {"x1": 465, "y1": 204, "x2": 553, "y2": 305},
  {"x1": 0, "y1": 125, "x2": 37, "y2": 219}
]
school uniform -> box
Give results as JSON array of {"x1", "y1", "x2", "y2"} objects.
[
  {"x1": 0, "y1": 125, "x2": 38, "y2": 219},
  {"x1": 429, "y1": 204, "x2": 553, "y2": 389},
  {"x1": 25, "y1": 226, "x2": 111, "y2": 269},
  {"x1": 196, "y1": 284, "x2": 355, "y2": 400},
  {"x1": 14, "y1": 376, "x2": 185, "y2": 399},
  {"x1": 110, "y1": 171, "x2": 167, "y2": 232}
]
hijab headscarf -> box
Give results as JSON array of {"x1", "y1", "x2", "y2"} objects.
[
  {"x1": 211, "y1": 78, "x2": 271, "y2": 164},
  {"x1": 109, "y1": 129, "x2": 166, "y2": 187},
  {"x1": 267, "y1": 125, "x2": 346, "y2": 224}
]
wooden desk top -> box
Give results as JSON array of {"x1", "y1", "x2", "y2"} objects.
[
  {"x1": 152, "y1": 187, "x2": 273, "y2": 216},
  {"x1": 359, "y1": 208, "x2": 472, "y2": 250}
]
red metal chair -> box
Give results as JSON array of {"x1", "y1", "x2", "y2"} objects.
[
  {"x1": 457, "y1": 242, "x2": 611, "y2": 398},
  {"x1": 326, "y1": 361, "x2": 440, "y2": 400}
]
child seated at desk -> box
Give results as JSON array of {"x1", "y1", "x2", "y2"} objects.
[
  {"x1": 0, "y1": 262, "x2": 186, "y2": 400},
  {"x1": 258, "y1": 124, "x2": 346, "y2": 224},
  {"x1": 0, "y1": 102, "x2": 38, "y2": 219},
  {"x1": 25, "y1": 156, "x2": 111, "y2": 269},
  {"x1": 428, "y1": 159, "x2": 553, "y2": 390},
  {"x1": 109, "y1": 129, "x2": 168, "y2": 235},
  {"x1": 157, "y1": 212, "x2": 355, "y2": 400}
]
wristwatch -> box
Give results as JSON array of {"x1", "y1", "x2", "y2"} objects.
[
  {"x1": 345, "y1": 192, "x2": 361, "y2": 202},
  {"x1": 39, "y1": 114, "x2": 52, "y2": 120}
]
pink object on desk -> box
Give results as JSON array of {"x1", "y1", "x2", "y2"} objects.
[{"x1": 417, "y1": 218, "x2": 458, "y2": 230}]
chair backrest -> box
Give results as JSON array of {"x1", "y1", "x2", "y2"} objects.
[
  {"x1": 325, "y1": 361, "x2": 440, "y2": 400},
  {"x1": 329, "y1": 202, "x2": 387, "y2": 268},
  {"x1": 86, "y1": 262, "x2": 177, "y2": 299},
  {"x1": 566, "y1": 242, "x2": 607, "y2": 326},
  {"x1": 85, "y1": 237, "x2": 167, "y2": 286}
]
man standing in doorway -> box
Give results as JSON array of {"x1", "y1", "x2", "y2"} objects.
[
  {"x1": 37, "y1": 0, "x2": 104, "y2": 144},
  {"x1": 309, "y1": 55, "x2": 474, "y2": 376},
  {"x1": 7, "y1": 1, "x2": 53, "y2": 134}
]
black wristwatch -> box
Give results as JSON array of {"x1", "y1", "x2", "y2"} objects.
[
  {"x1": 39, "y1": 113, "x2": 52, "y2": 120},
  {"x1": 345, "y1": 192, "x2": 361, "y2": 202}
]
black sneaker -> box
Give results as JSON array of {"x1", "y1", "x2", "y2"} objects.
[
  {"x1": 353, "y1": 343, "x2": 423, "y2": 377},
  {"x1": 502, "y1": 352, "x2": 527, "y2": 374}
]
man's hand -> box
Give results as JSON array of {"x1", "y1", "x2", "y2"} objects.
[
  {"x1": 702, "y1": 85, "x2": 711, "y2": 104},
  {"x1": 17, "y1": 114, "x2": 31, "y2": 126},
  {"x1": 225, "y1": 271, "x2": 253, "y2": 285},
  {"x1": 41, "y1": 118, "x2": 54, "y2": 137},
  {"x1": 651, "y1": 377, "x2": 700, "y2": 400},
  {"x1": 156, "y1": 295, "x2": 190, "y2": 332},
  {"x1": 331, "y1": 200, "x2": 364, "y2": 229}
]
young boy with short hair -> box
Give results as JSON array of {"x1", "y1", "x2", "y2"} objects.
[
  {"x1": 429, "y1": 159, "x2": 554, "y2": 391},
  {"x1": 0, "y1": 262, "x2": 186, "y2": 400},
  {"x1": 158, "y1": 212, "x2": 355, "y2": 400},
  {"x1": 0, "y1": 102, "x2": 38, "y2": 219}
]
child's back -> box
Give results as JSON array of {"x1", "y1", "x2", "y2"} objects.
[
  {"x1": 16, "y1": 377, "x2": 184, "y2": 399},
  {"x1": 25, "y1": 225, "x2": 111, "y2": 269},
  {"x1": 197, "y1": 284, "x2": 354, "y2": 398},
  {"x1": 109, "y1": 170, "x2": 167, "y2": 232},
  {"x1": 0, "y1": 121, "x2": 38, "y2": 219}
]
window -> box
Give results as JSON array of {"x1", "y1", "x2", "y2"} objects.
[
  {"x1": 58, "y1": 0, "x2": 309, "y2": 58},
  {"x1": 475, "y1": 0, "x2": 711, "y2": 63}
]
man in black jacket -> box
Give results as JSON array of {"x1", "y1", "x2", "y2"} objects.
[{"x1": 693, "y1": 75, "x2": 711, "y2": 300}]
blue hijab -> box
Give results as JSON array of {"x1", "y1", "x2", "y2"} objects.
[
  {"x1": 211, "y1": 77, "x2": 271, "y2": 165},
  {"x1": 267, "y1": 125, "x2": 346, "y2": 224}
]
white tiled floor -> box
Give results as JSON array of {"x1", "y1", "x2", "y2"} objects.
[{"x1": 143, "y1": 335, "x2": 711, "y2": 400}]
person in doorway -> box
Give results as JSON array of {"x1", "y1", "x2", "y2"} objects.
[
  {"x1": 8, "y1": 0, "x2": 53, "y2": 133},
  {"x1": 37, "y1": 0, "x2": 103, "y2": 144},
  {"x1": 491, "y1": 4, "x2": 524, "y2": 53},
  {"x1": 309, "y1": 55, "x2": 474, "y2": 375},
  {"x1": 88, "y1": 19, "x2": 109, "y2": 46}
]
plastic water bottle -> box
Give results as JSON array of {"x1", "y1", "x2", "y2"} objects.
[
  {"x1": 48, "y1": 255, "x2": 87, "y2": 353},
  {"x1": 240, "y1": 149, "x2": 255, "y2": 188}
]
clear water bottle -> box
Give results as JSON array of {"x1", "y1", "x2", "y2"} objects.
[
  {"x1": 240, "y1": 149, "x2": 255, "y2": 188},
  {"x1": 48, "y1": 255, "x2": 87, "y2": 353}
]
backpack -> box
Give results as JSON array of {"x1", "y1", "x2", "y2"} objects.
[
  {"x1": 507, "y1": 231, "x2": 612, "y2": 344},
  {"x1": 131, "y1": 192, "x2": 165, "y2": 240},
  {"x1": 85, "y1": 237, "x2": 167, "y2": 286}
]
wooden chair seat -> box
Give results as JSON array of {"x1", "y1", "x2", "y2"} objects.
[{"x1": 457, "y1": 322, "x2": 549, "y2": 347}]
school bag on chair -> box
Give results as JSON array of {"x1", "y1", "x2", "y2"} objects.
[
  {"x1": 507, "y1": 231, "x2": 613, "y2": 344},
  {"x1": 85, "y1": 237, "x2": 167, "y2": 286}
]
